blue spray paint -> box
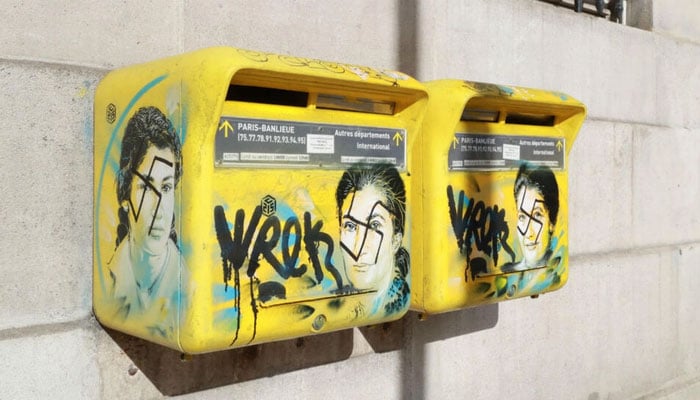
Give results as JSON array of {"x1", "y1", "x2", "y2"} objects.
[{"x1": 95, "y1": 75, "x2": 168, "y2": 294}]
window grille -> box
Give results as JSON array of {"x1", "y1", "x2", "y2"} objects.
[{"x1": 540, "y1": 0, "x2": 626, "y2": 24}]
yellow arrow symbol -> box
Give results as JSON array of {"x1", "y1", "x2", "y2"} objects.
[
  {"x1": 219, "y1": 119, "x2": 233, "y2": 138},
  {"x1": 556, "y1": 140, "x2": 563, "y2": 152},
  {"x1": 453, "y1": 137, "x2": 459, "y2": 149},
  {"x1": 393, "y1": 131, "x2": 404, "y2": 146}
]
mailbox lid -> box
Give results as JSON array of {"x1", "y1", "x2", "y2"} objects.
[{"x1": 412, "y1": 79, "x2": 585, "y2": 314}]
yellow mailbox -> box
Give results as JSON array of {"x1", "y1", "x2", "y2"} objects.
[
  {"x1": 94, "y1": 47, "x2": 427, "y2": 353},
  {"x1": 411, "y1": 80, "x2": 585, "y2": 315}
]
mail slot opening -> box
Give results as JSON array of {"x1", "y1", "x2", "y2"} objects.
[
  {"x1": 504, "y1": 112, "x2": 555, "y2": 126},
  {"x1": 226, "y1": 84, "x2": 309, "y2": 107},
  {"x1": 316, "y1": 94, "x2": 396, "y2": 115},
  {"x1": 461, "y1": 108, "x2": 500, "y2": 122}
]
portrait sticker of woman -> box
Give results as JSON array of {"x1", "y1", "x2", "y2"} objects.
[
  {"x1": 335, "y1": 164, "x2": 410, "y2": 316},
  {"x1": 106, "y1": 106, "x2": 184, "y2": 338},
  {"x1": 501, "y1": 163, "x2": 559, "y2": 273}
]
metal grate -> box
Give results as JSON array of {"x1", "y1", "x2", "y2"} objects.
[{"x1": 540, "y1": 0, "x2": 625, "y2": 23}]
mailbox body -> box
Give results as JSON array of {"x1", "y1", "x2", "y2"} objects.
[
  {"x1": 93, "y1": 47, "x2": 427, "y2": 353},
  {"x1": 411, "y1": 80, "x2": 586, "y2": 315}
]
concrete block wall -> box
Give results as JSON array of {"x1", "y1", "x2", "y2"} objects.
[
  {"x1": 654, "y1": 0, "x2": 700, "y2": 42},
  {"x1": 1, "y1": 0, "x2": 698, "y2": 398}
]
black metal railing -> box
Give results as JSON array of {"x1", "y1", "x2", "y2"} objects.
[{"x1": 540, "y1": 0, "x2": 624, "y2": 23}]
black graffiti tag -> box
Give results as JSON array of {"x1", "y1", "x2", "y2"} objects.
[
  {"x1": 214, "y1": 205, "x2": 261, "y2": 344},
  {"x1": 213, "y1": 206, "x2": 343, "y2": 345},
  {"x1": 303, "y1": 212, "x2": 344, "y2": 287},
  {"x1": 447, "y1": 185, "x2": 515, "y2": 278}
]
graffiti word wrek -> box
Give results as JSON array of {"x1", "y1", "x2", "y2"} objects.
[
  {"x1": 447, "y1": 185, "x2": 515, "y2": 271},
  {"x1": 214, "y1": 205, "x2": 344, "y2": 290}
]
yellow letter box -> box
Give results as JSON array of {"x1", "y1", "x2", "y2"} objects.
[
  {"x1": 94, "y1": 47, "x2": 427, "y2": 353},
  {"x1": 411, "y1": 80, "x2": 585, "y2": 315}
]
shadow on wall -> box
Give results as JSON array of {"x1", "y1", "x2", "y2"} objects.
[
  {"x1": 397, "y1": 0, "x2": 419, "y2": 77},
  {"x1": 105, "y1": 327, "x2": 353, "y2": 396},
  {"x1": 401, "y1": 305, "x2": 500, "y2": 400},
  {"x1": 103, "y1": 304, "x2": 498, "y2": 396},
  {"x1": 409, "y1": 304, "x2": 500, "y2": 343}
]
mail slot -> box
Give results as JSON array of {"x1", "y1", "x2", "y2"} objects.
[
  {"x1": 93, "y1": 47, "x2": 427, "y2": 353},
  {"x1": 411, "y1": 80, "x2": 585, "y2": 315}
]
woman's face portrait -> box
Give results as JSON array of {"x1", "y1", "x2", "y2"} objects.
[
  {"x1": 127, "y1": 145, "x2": 176, "y2": 257},
  {"x1": 339, "y1": 184, "x2": 398, "y2": 291},
  {"x1": 516, "y1": 185, "x2": 552, "y2": 268}
]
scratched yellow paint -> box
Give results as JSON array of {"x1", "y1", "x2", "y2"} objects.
[
  {"x1": 93, "y1": 47, "x2": 427, "y2": 353},
  {"x1": 410, "y1": 80, "x2": 586, "y2": 315}
]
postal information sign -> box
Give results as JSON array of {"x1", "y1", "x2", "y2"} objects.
[
  {"x1": 448, "y1": 133, "x2": 565, "y2": 171},
  {"x1": 215, "y1": 117, "x2": 406, "y2": 170}
]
